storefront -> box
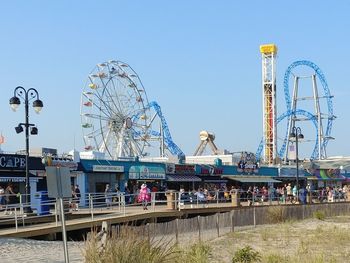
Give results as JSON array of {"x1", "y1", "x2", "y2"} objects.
[
  {"x1": 305, "y1": 168, "x2": 346, "y2": 189},
  {"x1": 196, "y1": 164, "x2": 227, "y2": 186},
  {"x1": 0, "y1": 153, "x2": 45, "y2": 204},
  {"x1": 78, "y1": 159, "x2": 127, "y2": 196},
  {"x1": 165, "y1": 163, "x2": 201, "y2": 190},
  {"x1": 127, "y1": 164, "x2": 166, "y2": 193}
]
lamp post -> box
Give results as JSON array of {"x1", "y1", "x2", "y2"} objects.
[
  {"x1": 10, "y1": 86, "x2": 43, "y2": 213},
  {"x1": 290, "y1": 126, "x2": 304, "y2": 200}
]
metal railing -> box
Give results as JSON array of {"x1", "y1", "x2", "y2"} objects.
[{"x1": 0, "y1": 188, "x2": 349, "y2": 233}]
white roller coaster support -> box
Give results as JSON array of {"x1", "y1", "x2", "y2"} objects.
[
  {"x1": 285, "y1": 76, "x2": 299, "y2": 161},
  {"x1": 312, "y1": 74, "x2": 324, "y2": 159}
]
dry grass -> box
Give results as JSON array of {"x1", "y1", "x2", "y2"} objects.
[
  {"x1": 82, "y1": 225, "x2": 213, "y2": 263},
  {"x1": 265, "y1": 206, "x2": 286, "y2": 224},
  {"x1": 82, "y1": 215, "x2": 350, "y2": 263},
  {"x1": 82, "y1": 226, "x2": 179, "y2": 263},
  {"x1": 209, "y1": 216, "x2": 350, "y2": 263}
]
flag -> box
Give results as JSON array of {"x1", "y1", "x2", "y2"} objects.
[{"x1": 0, "y1": 134, "x2": 4, "y2": 144}]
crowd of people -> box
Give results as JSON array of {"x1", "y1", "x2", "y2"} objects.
[{"x1": 2, "y1": 181, "x2": 349, "y2": 213}]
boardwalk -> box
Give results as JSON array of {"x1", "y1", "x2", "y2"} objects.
[{"x1": 0, "y1": 202, "x2": 235, "y2": 238}]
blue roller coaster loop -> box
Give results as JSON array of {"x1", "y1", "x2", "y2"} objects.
[
  {"x1": 131, "y1": 101, "x2": 184, "y2": 157},
  {"x1": 256, "y1": 109, "x2": 318, "y2": 161},
  {"x1": 256, "y1": 60, "x2": 334, "y2": 161}
]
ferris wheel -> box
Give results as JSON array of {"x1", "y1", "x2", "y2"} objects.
[{"x1": 80, "y1": 60, "x2": 152, "y2": 159}]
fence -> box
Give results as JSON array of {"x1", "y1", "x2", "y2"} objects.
[
  {"x1": 1, "y1": 189, "x2": 350, "y2": 234},
  {"x1": 114, "y1": 202, "x2": 350, "y2": 245}
]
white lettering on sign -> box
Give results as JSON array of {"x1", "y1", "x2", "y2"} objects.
[
  {"x1": 0, "y1": 155, "x2": 26, "y2": 168},
  {"x1": 92, "y1": 165, "x2": 124, "y2": 173}
]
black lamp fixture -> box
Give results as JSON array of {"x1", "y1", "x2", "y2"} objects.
[
  {"x1": 289, "y1": 125, "x2": 304, "y2": 202},
  {"x1": 15, "y1": 124, "x2": 24, "y2": 134},
  {"x1": 30, "y1": 127, "x2": 38, "y2": 135},
  {"x1": 9, "y1": 86, "x2": 43, "y2": 214}
]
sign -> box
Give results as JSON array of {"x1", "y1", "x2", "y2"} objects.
[
  {"x1": 288, "y1": 145, "x2": 296, "y2": 160},
  {"x1": 92, "y1": 165, "x2": 124, "y2": 173},
  {"x1": 129, "y1": 166, "x2": 139, "y2": 179},
  {"x1": 200, "y1": 165, "x2": 223, "y2": 175},
  {"x1": 0, "y1": 154, "x2": 26, "y2": 169},
  {"x1": 50, "y1": 158, "x2": 78, "y2": 171},
  {"x1": 46, "y1": 166, "x2": 72, "y2": 198},
  {"x1": 237, "y1": 152, "x2": 259, "y2": 174},
  {"x1": 165, "y1": 163, "x2": 175, "y2": 174},
  {"x1": 310, "y1": 169, "x2": 344, "y2": 180},
  {"x1": 175, "y1": 164, "x2": 195, "y2": 174},
  {"x1": 0, "y1": 177, "x2": 40, "y2": 183},
  {"x1": 128, "y1": 165, "x2": 166, "y2": 180}
]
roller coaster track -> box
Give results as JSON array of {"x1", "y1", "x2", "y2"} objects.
[
  {"x1": 256, "y1": 60, "x2": 334, "y2": 161},
  {"x1": 132, "y1": 101, "x2": 184, "y2": 157}
]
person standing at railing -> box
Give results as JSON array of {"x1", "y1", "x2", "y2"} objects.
[
  {"x1": 138, "y1": 183, "x2": 150, "y2": 210},
  {"x1": 113, "y1": 185, "x2": 122, "y2": 204},
  {"x1": 74, "y1": 185, "x2": 81, "y2": 211},
  {"x1": 286, "y1": 183, "x2": 292, "y2": 202},
  {"x1": 246, "y1": 186, "x2": 253, "y2": 206},
  {"x1": 0, "y1": 185, "x2": 5, "y2": 210},
  {"x1": 4, "y1": 183, "x2": 16, "y2": 215},
  {"x1": 105, "y1": 184, "x2": 113, "y2": 208}
]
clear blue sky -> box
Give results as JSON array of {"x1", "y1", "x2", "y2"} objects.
[{"x1": 1, "y1": 1, "x2": 350, "y2": 159}]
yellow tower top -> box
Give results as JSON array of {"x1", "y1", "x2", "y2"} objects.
[{"x1": 260, "y1": 44, "x2": 278, "y2": 54}]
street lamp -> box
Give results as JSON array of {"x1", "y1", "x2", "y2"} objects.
[
  {"x1": 290, "y1": 126, "x2": 304, "y2": 200},
  {"x1": 10, "y1": 86, "x2": 43, "y2": 213}
]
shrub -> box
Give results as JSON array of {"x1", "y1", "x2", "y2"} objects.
[
  {"x1": 266, "y1": 206, "x2": 286, "y2": 223},
  {"x1": 313, "y1": 210, "x2": 325, "y2": 221},
  {"x1": 264, "y1": 253, "x2": 290, "y2": 263},
  {"x1": 232, "y1": 246, "x2": 261, "y2": 263},
  {"x1": 182, "y1": 242, "x2": 212, "y2": 263},
  {"x1": 83, "y1": 225, "x2": 179, "y2": 263}
]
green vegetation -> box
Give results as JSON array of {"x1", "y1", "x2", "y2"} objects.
[
  {"x1": 83, "y1": 216, "x2": 350, "y2": 263},
  {"x1": 232, "y1": 246, "x2": 261, "y2": 263},
  {"x1": 180, "y1": 243, "x2": 212, "y2": 263},
  {"x1": 83, "y1": 226, "x2": 212, "y2": 263},
  {"x1": 83, "y1": 226, "x2": 178, "y2": 263},
  {"x1": 313, "y1": 210, "x2": 326, "y2": 220},
  {"x1": 265, "y1": 206, "x2": 286, "y2": 223}
]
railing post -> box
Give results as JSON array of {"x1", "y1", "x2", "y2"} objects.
[
  {"x1": 118, "y1": 194, "x2": 121, "y2": 212},
  {"x1": 19, "y1": 194, "x2": 23, "y2": 215},
  {"x1": 253, "y1": 206, "x2": 256, "y2": 228},
  {"x1": 216, "y1": 213, "x2": 220, "y2": 237},
  {"x1": 175, "y1": 218, "x2": 179, "y2": 244},
  {"x1": 151, "y1": 192, "x2": 156, "y2": 211},
  {"x1": 174, "y1": 192, "x2": 178, "y2": 210},
  {"x1": 15, "y1": 207, "x2": 18, "y2": 232},
  {"x1": 123, "y1": 194, "x2": 126, "y2": 216},
  {"x1": 89, "y1": 193, "x2": 94, "y2": 221},
  {"x1": 54, "y1": 201, "x2": 58, "y2": 226},
  {"x1": 197, "y1": 215, "x2": 201, "y2": 242},
  {"x1": 231, "y1": 210, "x2": 235, "y2": 232}
]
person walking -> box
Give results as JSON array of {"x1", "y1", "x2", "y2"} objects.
[
  {"x1": 74, "y1": 185, "x2": 81, "y2": 211},
  {"x1": 138, "y1": 183, "x2": 150, "y2": 210},
  {"x1": 4, "y1": 184, "x2": 16, "y2": 215},
  {"x1": 0, "y1": 185, "x2": 5, "y2": 210},
  {"x1": 105, "y1": 184, "x2": 113, "y2": 208}
]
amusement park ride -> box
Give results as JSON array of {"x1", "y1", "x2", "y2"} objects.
[
  {"x1": 256, "y1": 44, "x2": 336, "y2": 165},
  {"x1": 80, "y1": 60, "x2": 183, "y2": 160},
  {"x1": 80, "y1": 46, "x2": 336, "y2": 166}
]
